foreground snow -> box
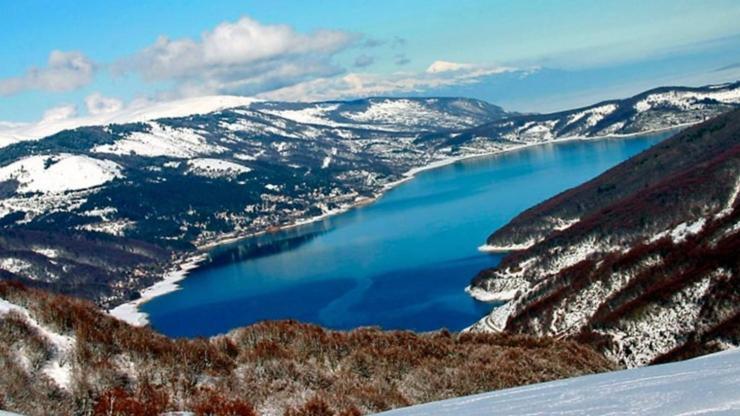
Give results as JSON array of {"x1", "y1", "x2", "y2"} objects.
[
  {"x1": 377, "y1": 348, "x2": 740, "y2": 415},
  {"x1": 0, "y1": 298, "x2": 75, "y2": 390}
]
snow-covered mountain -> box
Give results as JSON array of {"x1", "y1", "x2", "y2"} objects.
[
  {"x1": 0, "y1": 95, "x2": 259, "y2": 148},
  {"x1": 427, "y1": 81, "x2": 740, "y2": 151},
  {"x1": 468, "y1": 109, "x2": 740, "y2": 367},
  {"x1": 0, "y1": 96, "x2": 506, "y2": 306},
  {"x1": 251, "y1": 97, "x2": 508, "y2": 132},
  {"x1": 377, "y1": 348, "x2": 740, "y2": 416},
  {"x1": 0, "y1": 84, "x2": 738, "y2": 307}
]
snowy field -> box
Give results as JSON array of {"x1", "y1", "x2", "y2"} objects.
[{"x1": 377, "y1": 348, "x2": 740, "y2": 415}]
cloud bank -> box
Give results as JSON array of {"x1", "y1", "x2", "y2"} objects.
[
  {"x1": 117, "y1": 16, "x2": 356, "y2": 97},
  {"x1": 260, "y1": 61, "x2": 514, "y2": 101},
  {"x1": 0, "y1": 51, "x2": 95, "y2": 96}
]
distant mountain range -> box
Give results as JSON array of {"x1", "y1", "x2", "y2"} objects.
[
  {"x1": 424, "y1": 81, "x2": 740, "y2": 149},
  {"x1": 0, "y1": 83, "x2": 738, "y2": 307},
  {"x1": 468, "y1": 109, "x2": 740, "y2": 367}
]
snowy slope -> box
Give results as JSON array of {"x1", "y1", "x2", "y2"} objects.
[
  {"x1": 0, "y1": 154, "x2": 122, "y2": 194},
  {"x1": 440, "y1": 81, "x2": 740, "y2": 150},
  {"x1": 378, "y1": 348, "x2": 740, "y2": 416},
  {"x1": 252, "y1": 97, "x2": 507, "y2": 132},
  {"x1": 468, "y1": 110, "x2": 740, "y2": 367},
  {"x1": 1, "y1": 82, "x2": 737, "y2": 309},
  {"x1": 0, "y1": 298, "x2": 75, "y2": 390},
  {"x1": 0, "y1": 95, "x2": 259, "y2": 148}
]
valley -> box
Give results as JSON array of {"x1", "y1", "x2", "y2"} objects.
[
  {"x1": 0, "y1": 83, "x2": 737, "y2": 315},
  {"x1": 138, "y1": 131, "x2": 670, "y2": 337}
]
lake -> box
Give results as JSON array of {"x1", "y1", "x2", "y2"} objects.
[{"x1": 143, "y1": 133, "x2": 672, "y2": 337}]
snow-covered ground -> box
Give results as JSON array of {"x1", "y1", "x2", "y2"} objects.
[
  {"x1": 108, "y1": 254, "x2": 207, "y2": 326},
  {"x1": 186, "y1": 158, "x2": 252, "y2": 178},
  {"x1": 0, "y1": 298, "x2": 75, "y2": 390},
  {"x1": 0, "y1": 95, "x2": 258, "y2": 148},
  {"x1": 377, "y1": 348, "x2": 740, "y2": 416},
  {"x1": 92, "y1": 122, "x2": 227, "y2": 158},
  {"x1": 0, "y1": 154, "x2": 122, "y2": 194}
]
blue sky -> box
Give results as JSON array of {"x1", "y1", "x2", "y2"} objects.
[{"x1": 2, "y1": 0, "x2": 740, "y2": 123}]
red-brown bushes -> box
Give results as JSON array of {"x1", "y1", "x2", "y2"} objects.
[
  {"x1": 284, "y1": 396, "x2": 334, "y2": 416},
  {"x1": 191, "y1": 389, "x2": 257, "y2": 416},
  {"x1": 0, "y1": 281, "x2": 614, "y2": 416},
  {"x1": 93, "y1": 385, "x2": 170, "y2": 416}
]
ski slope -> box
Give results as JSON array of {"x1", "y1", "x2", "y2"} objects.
[{"x1": 377, "y1": 348, "x2": 740, "y2": 415}]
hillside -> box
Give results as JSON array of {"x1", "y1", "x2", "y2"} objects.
[
  {"x1": 0, "y1": 97, "x2": 506, "y2": 307},
  {"x1": 427, "y1": 81, "x2": 740, "y2": 150},
  {"x1": 0, "y1": 84, "x2": 738, "y2": 309},
  {"x1": 378, "y1": 347, "x2": 740, "y2": 416},
  {"x1": 468, "y1": 109, "x2": 740, "y2": 367},
  {"x1": 0, "y1": 281, "x2": 612, "y2": 416}
]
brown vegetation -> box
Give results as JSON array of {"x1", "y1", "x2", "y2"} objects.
[{"x1": 0, "y1": 281, "x2": 614, "y2": 415}]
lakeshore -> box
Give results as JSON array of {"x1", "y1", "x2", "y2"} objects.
[{"x1": 108, "y1": 127, "x2": 681, "y2": 330}]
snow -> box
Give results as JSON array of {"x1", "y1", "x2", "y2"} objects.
[
  {"x1": 0, "y1": 154, "x2": 122, "y2": 194},
  {"x1": 0, "y1": 258, "x2": 33, "y2": 275},
  {"x1": 321, "y1": 155, "x2": 332, "y2": 169},
  {"x1": 651, "y1": 218, "x2": 707, "y2": 243},
  {"x1": 0, "y1": 95, "x2": 258, "y2": 148},
  {"x1": 93, "y1": 122, "x2": 226, "y2": 158},
  {"x1": 478, "y1": 242, "x2": 534, "y2": 253},
  {"x1": 262, "y1": 104, "x2": 341, "y2": 126},
  {"x1": 634, "y1": 87, "x2": 740, "y2": 113},
  {"x1": 341, "y1": 99, "x2": 475, "y2": 130},
  {"x1": 377, "y1": 348, "x2": 740, "y2": 416},
  {"x1": 717, "y1": 176, "x2": 740, "y2": 219},
  {"x1": 78, "y1": 219, "x2": 134, "y2": 237},
  {"x1": 234, "y1": 152, "x2": 259, "y2": 161},
  {"x1": 186, "y1": 158, "x2": 252, "y2": 178},
  {"x1": 0, "y1": 189, "x2": 88, "y2": 223},
  {"x1": 467, "y1": 301, "x2": 515, "y2": 332},
  {"x1": 0, "y1": 298, "x2": 75, "y2": 390},
  {"x1": 599, "y1": 274, "x2": 716, "y2": 367},
  {"x1": 566, "y1": 104, "x2": 617, "y2": 128},
  {"x1": 109, "y1": 254, "x2": 207, "y2": 326},
  {"x1": 465, "y1": 285, "x2": 518, "y2": 302},
  {"x1": 33, "y1": 248, "x2": 58, "y2": 259}
]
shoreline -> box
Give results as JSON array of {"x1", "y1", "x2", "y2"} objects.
[
  {"x1": 106, "y1": 123, "x2": 689, "y2": 327},
  {"x1": 465, "y1": 285, "x2": 518, "y2": 303},
  {"x1": 108, "y1": 254, "x2": 208, "y2": 326},
  {"x1": 477, "y1": 243, "x2": 534, "y2": 253}
]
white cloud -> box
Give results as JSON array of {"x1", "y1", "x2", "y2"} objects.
[
  {"x1": 0, "y1": 51, "x2": 95, "y2": 96},
  {"x1": 85, "y1": 93, "x2": 124, "y2": 115},
  {"x1": 40, "y1": 104, "x2": 78, "y2": 123},
  {"x1": 118, "y1": 16, "x2": 356, "y2": 97},
  {"x1": 426, "y1": 60, "x2": 474, "y2": 73},
  {"x1": 259, "y1": 62, "x2": 515, "y2": 102}
]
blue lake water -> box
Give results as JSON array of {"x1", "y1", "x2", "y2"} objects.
[{"x1": 143, "y1": 133, "x2": 672, "y2": 337}]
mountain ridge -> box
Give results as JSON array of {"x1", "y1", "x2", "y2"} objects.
[
  {"x1": 468, "y1": 109, "x2": 740, "y2": 367},
  {"x1": 0, "y1": 83, "x2": 738, "y2": 311}
]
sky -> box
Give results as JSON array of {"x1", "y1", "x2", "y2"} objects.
[{"x1": 1, "y1": 0, "x2": 740, "y2": 128}]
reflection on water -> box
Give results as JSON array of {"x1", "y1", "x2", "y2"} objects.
[{"x1": 144, "y1": 133, "x2": 674, "y2": 337}]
